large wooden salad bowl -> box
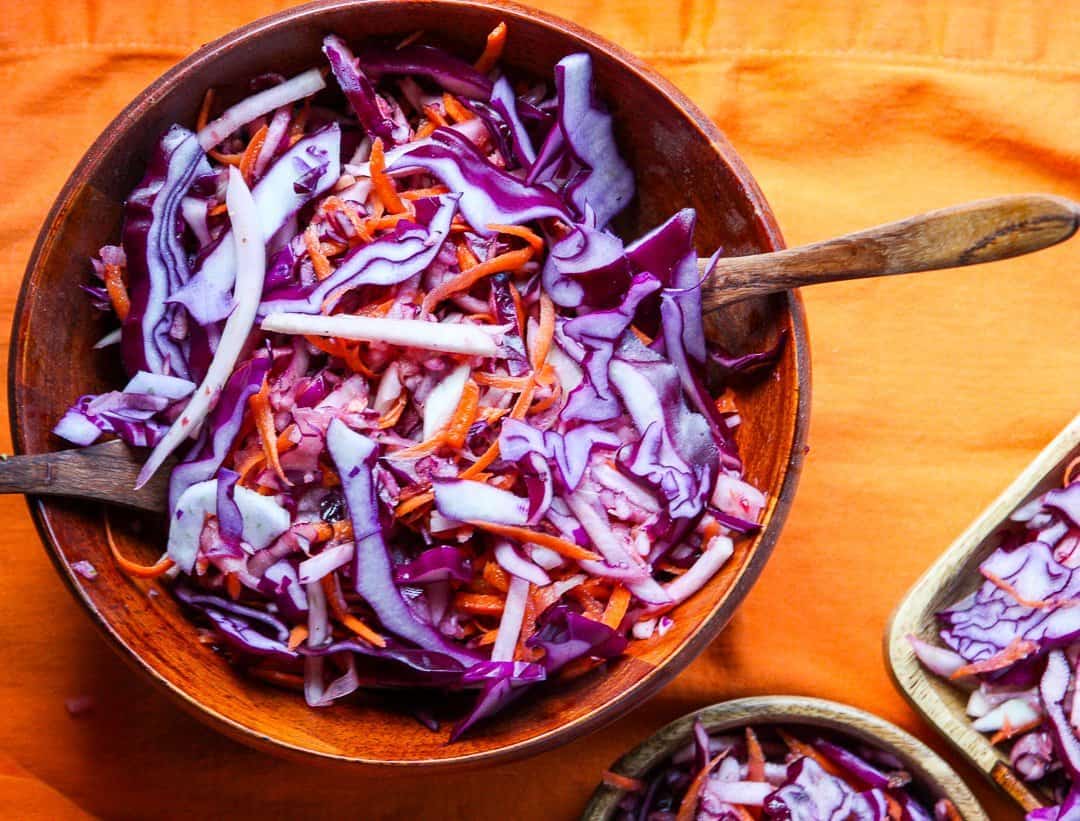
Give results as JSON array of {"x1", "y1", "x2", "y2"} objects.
[{"x1": 9, "y1": 0, "x2": 809, "y2": 768}]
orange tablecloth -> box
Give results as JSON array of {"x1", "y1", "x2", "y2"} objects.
[{"x1": 1, "y1": 1, "x2": 1078, "y2": 817}]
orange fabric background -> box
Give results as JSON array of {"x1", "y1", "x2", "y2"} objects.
[{"x1": 1, "y1": 0, "x2": 1078, "y2": 817}]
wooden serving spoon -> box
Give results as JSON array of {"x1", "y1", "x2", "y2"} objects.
[{"x1": 4, "y1": 193, "x2": 1077, "y2": 515}]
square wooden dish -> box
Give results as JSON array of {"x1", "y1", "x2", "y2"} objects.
[{"x1": 886, "y1": 411, "x2": 1080, "y2": 814}]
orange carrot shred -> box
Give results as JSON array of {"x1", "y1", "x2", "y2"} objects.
[
  {"x1": 460, "y1": 440, "x2": 501, "y2": 479},
  {"x1": 937, "y1": 800, "x2": 962, "y2": 821},
  {"x1": 196, "y1": 88, "x2": 214, "y2": 132},
  {"x1": 238, "y1": 123, "x2": 269, "y2": 184},
  {"x1": 487, "y1": 223, "x2": 544, "y2": 254},
  {"x1": 321, "y1": 576, "x2": 386, "y2": 647},
  {"x1": 421, "y1": 248, "x2": 534, "y2": 314},
  {"x1": 250, "y1": 378, "x2": 290, "y2": 486},
  {"x1": 601, "y1": 584, "x2": 631, "y2": 629},
  {"x1": 377, "y1": 393, "x2": 408, "y2": 430},
  {"x1": 601, "y1": 771, "x2": 644, "y2": 793},
  {"x1": 950, "y1": 636, "x2": 1038, "y2": 679},
  {"x1": 445, "y1": 379, "x2": 480, "y2": 449},
  {"x1": 369, "y1": 137, "x2": 407, "y2": 214},
  {"x1": 414, "y1": 119, "x2": 438, "y2": 140},
  {"x1": 474, "y1": 373, "x2": 532, "y2": 390},
  {"x1": 208, "y1": 202, "x2": 229, "y2": 217},
  {"x1": 304, "y1": 224, "x2": 334, "y2": 281},
  {"x1": 105, "y1": 512, "x2": 174, "y2": 579},
  {"x1": 467, "y1": 521, "x2": 601, "y2": 562},
  {"x1": 483, "y1": 560, "x2": 510, "y2": 594},
  {"x1": 991, "y1": 716, "x2": 1042, "y2": 746},
  {"x1": 225, "y1": 572, "x2": 242, "y2": 600},
  {"x1": 745, "y1": 727, "x2": 766, "y2": 781},
  {"x1": 402, "y1": 185, "x2": 452, "y2": 200},
  {"x1": 1065, "y1": 455, "x2": 1080, "y2": 486},
  {"x1": 454, "y1": 592, "x2": 506, "y2": 616},
  {"x1": 675, "y1": 751, "x2": 729, "y2": 821},
  {"x1": 102, "y1": 263, "x2": 130, "y2": 321},
  {"x1": 474, "y1": 22, "x2": 507, "y2": 74},
  {"x1": 442, "y1": 93, "x2": 474, "y2": 123},
  {"x1": 776, "y1": 729, "x2": 844, "y2": 777},
  {"x1": 391, "y1": 435, "x2": 447, "y2": 460},
  {"x1": 422, "y1": 104, "x2": 449, "y2": 128},
  {"x1": 395, "y1": 489, "x2": 435, "y2": 519},
  {"x1": 287, "y1": 625, "x2": 309, "y2": 650},
  {"x1": 456, "y1": 240, "x2": 480, "y2": 271}
]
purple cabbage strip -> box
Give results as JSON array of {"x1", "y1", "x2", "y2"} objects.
[
  {"x1": 325, "y1": 419, "x2": 478, "y2": 666},
  {"x1": 383, "y1": 128, "x2": 568, "y2": 236},
  {"x1": 259, "y1": 194, "x2": 457, "y2": 316},
  {"x1": 215, "y1": 468, "x2": 244, "y2": 547},
  {"x1": 121, "y1": 125, "x2": 211, "y2": 379},
  {"x1": 169, "y1": 125, "x2": 342, "y2": 325},
  {"x1": 168, "y1": 355, "x2": 270, "y2": 512},
  {"x1": 937, "y1": 540, "x2": 1080, "y2": 665},
  {"x1": 392, "y1": 546, "x2": 472, "y2": 585},
  {"x1": 356, "y1": 43, "x2": 493, "y2": 100},
  {"x1": 489, "y1": 76, "x2": 537, "y2": 169},
  {"x1": 322, "y1": 35, "x2": 395, "y2": 141},
  {"x1": 549, "y1": 53, "x2": 634, "y2": 228}
]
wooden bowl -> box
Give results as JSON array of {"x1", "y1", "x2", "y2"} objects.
[
  {"x1": 886, "y1": 411, "x2": 1080, "y2": 814},
  {"x1": 9, "y1": 0, "x2": 809, "y2": 769},
  {"x1": 581, "y1": 696, "x2": 988, "y2": 820}
]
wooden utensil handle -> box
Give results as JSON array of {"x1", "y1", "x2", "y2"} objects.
[
  {"x1": 701, "y1": 194, "x2": 1080, "y2": 310},
  {"x1": 0, "y1": 440, "x2": 166, "y2": 512}
]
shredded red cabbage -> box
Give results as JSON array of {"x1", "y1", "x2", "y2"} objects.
[
  {"x1": 54, "y1": 24, "x2": 780, "y2": 739},
  {"x1": 915, "y1": 464, "x2": 1080, "y2": 818},
  {"x1": 612, "y1": 720, "x2": 945, "y2": 820}
]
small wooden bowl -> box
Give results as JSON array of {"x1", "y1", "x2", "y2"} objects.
[
  {"x1": 582, "y1": 696, "x2": 988, "y2": 820},
  {"x1": 9, "y1": 0, "x2": 809, "y2": 769},
  {"x1": 887, "y1": 412, "x2": 1080, "y2": 813}
]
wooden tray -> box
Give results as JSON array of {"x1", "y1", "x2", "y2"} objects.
[{"x1": 886, "y1": 411, "x2": 1080, "y2": 813}]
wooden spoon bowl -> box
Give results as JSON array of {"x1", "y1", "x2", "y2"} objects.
[
  {"x1": 9, "y1": 0, "x2": 809, "y2": 769},
  {"x1": 581, "y1": 696, "x2": 988, "y2": 820}
]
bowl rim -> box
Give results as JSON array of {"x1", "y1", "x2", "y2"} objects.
[
  {"x1": 9, "y1": 0, "x2": 811, "y2": 769},
  {"x1": 580, "y1": 695, "x2": 988, "y2": 820}
]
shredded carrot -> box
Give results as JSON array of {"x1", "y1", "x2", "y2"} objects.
[
  {"x1": 951, "y1": 636, "x2": 1039, "y2": 679},
  {"x1": 237, "y1": 424, "x2": 297, "y2": 485},
  {"x1": 675, "y1": 751, "x2": 729, "y2": 821},
  {"x1": 476, "y1": 628, "x2": 499, "y2": 646},
  {"x1": 445, "y1": 379, "x2": 480, "y2": 449},
  {"x1": 402, "y1": 185, "x2": 451, "y2": 200},
  {"x1": 105, "y1": 513, "x2": 174, "y2": 579},
  {"x1": 510, "y1": 379, "x2": 537, "y2": 420},
  {"x1": 474, "y1": 372, "x2": 531, "y2": 390},
  {"x1": 413, "y1": 119, "x2": 438, "y2": 140},
  {"x1": 456, "y1": 240, "x2": 480, "y2": 271},
  {"x1": 601, "y1": 584, "x2": 631, "y2": 630},
  {"x1": 369, "y1": 137, "x2": 407, "y2": 214},
  {"x1": 991, "y1": 716, "x2": 1042, "y2": 746},
  {"x1": 981, "y1": 567, "x2": 1077, "y2": 610},
  {"x1": 225, "y1": 572, "x2": 242, "y2": 600},
  {"x1": 305, "y1": 335, "x2": 376, "y2": 379},
  {"x1": 102, "y1": 263, "x2": 130, "y2": 321},
  {"x1": 745, "y1": 727, "x2": 766, "y2": 781},
  {"x1": 196, "y1": 88, "x2": 214, "y2": 132},
  {"x1": 528, "y1": 381, "x2": 562, "y2": 415},
  {"x1": 515, "y1": 591, "x2": 540, "y2": 660},
  {"x1": 480, "y1": 407, "x2": 509, "y2": 425},
  {"x1": 601, "y1": 770, "x2": 644, "y2": 793},
  {"x1": 321, "y1": 576, "x2": 387, "y2": 647},
  {"x1": 377, "y1": 393, "x2": 408, "y2": 430},
  {"x1": 395, "y1": 489, "x2": 435, "y2": 519},
  {"x1": 460, "y1": 440, "x2": 501, "y2": 479},
  {"x1": 208, "y1": 202, "x2": 228, "y2": 217},
  {"x1": 629, "y1": 325, "x2": 653, "y2": 345},
  {"x1": 714, "y1": 387, "x2": 739, "y2": 414},
  {"x1": 287, "y1": 99, "x2": 310, "y2": 146},
  {"x1": 422, "y1": 104, "x2": 449, "y2": 128},
  {"x1": 287, "y1": 625, "x2": 309, "y2": 650},
  {"x1": 454, "y1": 592, "x2": 506, "y2": 616},
  {"x1": 422, "y1": 248, "x2": 534, "y2": 314},
  {"x1": 238, "y1": 123, "x2": 269, "y2": 184},
  {"x1": 1066, "y1": 455, "x2": 1080, "y2": 486},
  {"x1": 483, "y1": 560, "x2": 510, "y2": 594},
  {"x1": 571, "y1": 586, "x2": 605, "y2": 618},
  {"x1": 487, "y1": 223, "x2": 544, "y2": 254},
  {"x1": 885, "y1": 794, "x2": 905, "y2": 821},
  {"x1": 531, "y1": 293, "x2": 556, "y2": 371},
  {"x1": 442, "y1": 93, "x2": 474, "y2": 123},
  {"x1": 250, "y1": 378, "x2": 290, "y2": 486},
  {"x1": 776, "y1": 729, "x2": 844, "y2": 777},
  {"x1": 391, "y1": 435, "x2": 447, "y2": 460},
  {"x1": 474, "y1": 21, "x2": 507, "y2": 73},
  {"x1": 467, "y1": 521, "x2": 601, "y2": 562},
  {"x1": 304, "y1": 224, "x2": 334, "y2": 281}
]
